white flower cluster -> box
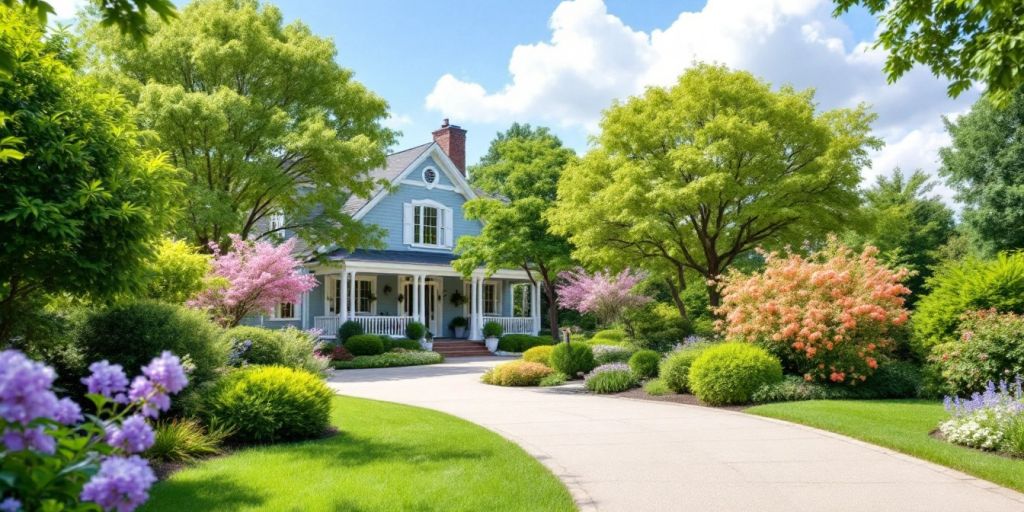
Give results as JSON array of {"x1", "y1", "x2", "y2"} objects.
[{"x1": 939, "y1": 407, "x2": 1012, "y2": 451}]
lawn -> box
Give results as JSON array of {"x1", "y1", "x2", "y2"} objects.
[
  {"x1": 747, "y1": 399, "x2": 1024, "y2": 493},
  {"x1": 142, "y1": 396, "x2": 576, "y2": 511}
]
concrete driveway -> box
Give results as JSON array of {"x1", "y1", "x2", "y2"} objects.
[{"x1": 327, "y1": 358, "x2": 1024, "y2": 512}]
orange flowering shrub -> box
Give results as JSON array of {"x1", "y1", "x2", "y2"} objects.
[{"x1": 716, "y1": 241, "x2": 910, "y2": 384}]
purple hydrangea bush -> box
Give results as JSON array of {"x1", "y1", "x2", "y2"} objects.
[
  {"x1": 940, "y1": 378, "x2": 1024, "y2": 452},
  {"x1": 0, "y1": 350, "x2": 189, "y2": 511}
]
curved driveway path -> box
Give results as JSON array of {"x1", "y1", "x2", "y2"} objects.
[{"x1": 327, "y1": 358, "x2": 1024, "y2": 512}]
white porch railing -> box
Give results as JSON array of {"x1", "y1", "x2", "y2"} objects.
[
  {"x1": 314, "y1": 316, "x2": 341, "y2": 338},
  {"x1": 314, "y1": 315, "x2": 414, "y2": 338},
  {"x1": 483, "y1": 316, "x2": 534, "y2": 335}
]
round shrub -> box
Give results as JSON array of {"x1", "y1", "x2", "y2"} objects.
[
  {"x1": 549, "y1": 342, "x2": 595, "y2": 378},
  {"x1": 629, "y1": 350, "x2": 660, "y2": 379},
  {"x1": 337, "y1": 320, "x2": 364, "y2": 343},
  {"x1": 78, "y1": 300, "x2": 227, "y2": 385},
  {"x1": 405, "y1": 321, "x2": 426, "y2": 340},
  {"x1": 498, "y1": 334, "x2": 553, "y2": 352},
  {"x1": 383, "y1": 337, "x2": 422, "y2": 351},
  {"x1": 660, "y1": 344, "x2": 711, "y2": 393},
  {"x1": 926, "y1": 310, "x2": 1024, "y2": 396},
  {"x1": 197, "y1": 366, "x2": 333, "y2": 443},
  {"x1": 584, "y1": 363, "x2": 636, "y2": 393},
  {"x1": 592, "y1": 329, "x2": 625, "y2": 342},
  {"x1": 591, "y1": 344, "x2": 634, "y2": 365},
  {"x1": 688, "y1": 343, "x2": 783, "y2": 405},
  {"x1": 482, "y1": 361, "x2": 553, "y2": 386},
  {"x1": 222, "y1": 326, "x2": 285, "y2": 366},
  {"x1": 344, "y1": 334, "x2": 385, "y2": 356},
  {"x1": 523, "y1": 345, "x2": 555, "y2": 366},
  {"x1": 483, "y1": 321, "x2": 504, "y2": 338}
]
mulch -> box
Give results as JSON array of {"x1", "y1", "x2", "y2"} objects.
[{"x1": 610, "y1": 387, "x2": 749, "y2": 412}]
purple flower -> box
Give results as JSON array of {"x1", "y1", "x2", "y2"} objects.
[
  {"x1": 106, "y1": 415, "x2": 155, "y2": 454},
  {"x1": 141, "y1": 352, "x2": 189, "y2": 394},
  {"x1": 53, "y1": 397, "x2": 83, "y2": 425},
  {"x1": 80, "y1": 455, "x2": 156, "y2": 512},
  {"x1": 82, "y1": 361, "x2": 129, "y2": 403},
  {"x1": 0, "y1": 497, "x2": 21, "y2": 512},
  {"x1": 2, "y1": 426, "x2": 56, "y2": 454},
  {"x1": 127, "y1": 377, "x2": 169, "y2": 419},
  {"x1": 0, "y1": 350, "x2": 59, "y2": 424},
  {"x1": 584, "y1": 363, "x2": 632, "y2": 382},
  {"x1": 945, "y1": 377, "x2": 1024, "y2": 417}
]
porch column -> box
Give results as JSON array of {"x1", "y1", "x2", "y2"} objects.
[
  {"x1": 417, "y1": 274, "x2": 427, "y2": 323},
  {"x1": 468, "y1": 275, "x2": 479, "y2": 340},
  {"x1": 339, "y1": 271, "x2": 349, "y2": 322},
  {"x1": 349, "y1": 270, "x2": 358, "y2": 320},
  {"x1": 411, "y1": 275, "x2": 420, "y2": 322},
  {"x1": 531, "y1": 282, "x2": 541, "y2": 335},
  {"x1": 475, "y1": 274, "x2": 484, "y2": 340}
]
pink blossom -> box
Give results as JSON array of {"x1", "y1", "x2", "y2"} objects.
[{"x1": 555, "y1": 268, "x2": 651, "y2": 325}]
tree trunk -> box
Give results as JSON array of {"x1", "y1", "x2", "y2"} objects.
[{"x1": 664, "y1": 276, "x2": 688, "y2": 319}]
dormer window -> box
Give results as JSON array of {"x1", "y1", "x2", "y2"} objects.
[{"x1": 422, "y1": 167, "x2": 438, "y2": 188}]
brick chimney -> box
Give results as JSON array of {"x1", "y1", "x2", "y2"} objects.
[{"x1": 432, "y1": 118, "x2": 467, "y2": 175}]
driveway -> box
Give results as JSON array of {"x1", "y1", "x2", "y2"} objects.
[{"x1": 327, "y1": 358, "x2": 1024, "y2": 512}]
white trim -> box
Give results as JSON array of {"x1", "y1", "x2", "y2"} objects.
[
  {"x1": 310, "y1": 262, "x2": 529, "y2": 280},
  {"x1": 408, "y1": 199, "x2": 452, "y2": 250},
  {"x1": 270, "y1": 301, "x2": 298, "y2": 320},
  {"x1": 400, "y1": 179, "x2": 457, "y2": 192},
  {"x1": 353, "y1": 275, "x2": 378, "y2": 315},
  {"x1": 482, "y1": 280, "x2": 501, "y2": 316},
  {"x1": 421, "y1": 166, "x2": 439, "y2": 189}
]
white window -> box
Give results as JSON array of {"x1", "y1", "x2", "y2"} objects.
[
  {"x1": 325, "y1": 276, "x2": 341, "y2": 314},
  {"x1": 355, "y1": 278, "x2": 375, "y2": 314},
  {"x1": 272, "y1": 301, "x2": 297, "y2": 320},
  {"x1": 403, "y1": 200, "x2": 453, "y2": 248},
  {"x1": 422, "y1": 167, "x2": 438, "y2": 188},
  {"x1": 483, "y1": 282, "x2": 499, "y2": 315},
  {"x1": 269, "y1": 212, "x2": 285, "y2": 232}
]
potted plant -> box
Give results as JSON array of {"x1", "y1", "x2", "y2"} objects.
[
  {"x1": 406, "y1": 321, "x2": 429, "y2": 350},
  {"x1": 449, "y1": 316, "x2": 468, "y2": 338},
  {"x1": 483, "y1": 321, "x2": 503, "y2": 352}
]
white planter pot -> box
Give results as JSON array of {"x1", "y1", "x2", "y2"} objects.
[
  {"x1": 454, "y1": 327, "x2": 466, "y2": 338},
  {"x1": 485, "y1": 337, "x2": 499, "y2": 352},
  {"x1": 420, "y1": 339, "x2": 433, "y2": 351}
]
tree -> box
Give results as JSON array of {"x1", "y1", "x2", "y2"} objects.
[
  {"x1": 454, "y1": 124, "x2": 575, "y2": 337},
  {"x1": 138, "y1": 238, "x2": 212, "y2": 304},
  {"x1": 0, "y1": 7, "x2": 179, "y2": 341},
  {"x1": 833, "y1": 0, "x2": 1024, "y2": 105},
  {"x1": 939, "y1": 87, "x2": 1024, "y2": 252},
  {"x1": 548, "y1": 64, "x2": 879, "y2": 313},
  {"x1": 555, "y1": 268, "x2": 651, "y2": 327},
  {"x1": 188, "y1": 235, "x2": 316, "y2": 327},
  {"x1": 83, "y1": 0, "x2": 395, "y2": 251},
  {"x1": 846, "y1": 169, "x2": 955, "y2": 300}
]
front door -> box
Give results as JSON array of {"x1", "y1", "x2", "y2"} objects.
[{"x1": 403, "y1": 280, "x2": 441, "y2": 336}]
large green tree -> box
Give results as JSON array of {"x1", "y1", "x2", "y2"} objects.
[
  {"x1": 548, "y1": 64, "x2": 880, "y2": 313},
  {"x1": 0, "y1": 7, "x2": 179, "y2": 340},
  {"x1": 454, "y1": 124, "x2": 575, "y2": 337},
  {"x1": 834, "y1": 0, "x2": 1024, "y2": 105},
  {"x1": 84, "y1": 0, "x2": 395, "y2": 251},
  {"x1": 939, "y1": 86, "x2": 1024, "y2": 253}
]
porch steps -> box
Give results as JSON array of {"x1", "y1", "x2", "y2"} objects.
[{"x1": 432, "y1": 340, "x2": 494, "y2": 358}]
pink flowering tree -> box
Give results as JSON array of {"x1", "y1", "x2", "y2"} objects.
[
  {"x1": 716, "y1": 239, "x2": 910, "y2": 385},
  {"x1": 556, "y1": 268, "x2": 651, "y2": 326},
  {"x1": 189, "y1": 235, "x2": 316, "y2": 327}
]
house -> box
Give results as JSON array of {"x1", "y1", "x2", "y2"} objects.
[{"x1": 256, "y1": 120, "x2": 541, "y2": 341}]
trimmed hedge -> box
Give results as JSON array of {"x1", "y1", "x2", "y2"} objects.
[
  {"x1": 332, "y1": 351, "x2": 443, "y2": 369},
  {"x1": 223, "y1": 326, "x2": 284, "y2": 366},
  {"x1": 344, "y1": 334, "x2": 385, "y2": 356},
  {"x1": 550, "y1": 342, "x2": 595, "y2": 378},
  {"x1": 382, "y1": 336, "x2": 422, "y2": 351},
  {"x1": 688, "y1": 343, "x2": 783, "y2": 405},
  {"x1": 337, "y1": 320, "x2": 364, "y2": 343},
  {"x1": 482, "y1": 361, "x2": 553, "y2": 386},
  {"x1": 405, "y1": 321, "x2": 426, "y2": 340},
  {"x1": 629, "y1": 350, "x2": 661, "y2": 379},
  {"x1": 498, "y1": 334, "x2": 555, "y2": 353},
  {"x1": 523, "y1": 345, "x2": 555, "y2": 366},
  {"x1": 659, "y1": 343, "x2": 711, "y2": 393}
]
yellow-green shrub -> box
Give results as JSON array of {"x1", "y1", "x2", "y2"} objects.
[
  {"x1": 688, "y1": 343, "x2": 783, "y2": 405},
  {"x1": 482, "y1": 361, "x2": 553, "y2": 386},
  {"x1": 523, "y1": 345, "x2": 554, "y2": 366}
]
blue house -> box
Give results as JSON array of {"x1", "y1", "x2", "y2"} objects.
[{"x1": 258, "y1": 120, "x2": 540, "y2": 341}]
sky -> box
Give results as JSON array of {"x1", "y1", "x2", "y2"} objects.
[{"x1": 54, "y1": 0, "x2": 978, "y2": 202}]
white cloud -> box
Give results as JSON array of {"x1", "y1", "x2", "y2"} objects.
[
  {"x1": 425, "y1": 0, "x2": 978, "y2": 201},
  {"x1": 48, "y1": 0, "x2": 87, "y2": 21},
  {"x1": 384, "y1": 113, "x2": 414, "y2": 129}
]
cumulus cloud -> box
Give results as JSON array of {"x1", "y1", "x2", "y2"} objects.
[{"x1": 425, "y1": 0, "x2": 978, "y2": 198}]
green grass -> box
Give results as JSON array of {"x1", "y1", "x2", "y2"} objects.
[
  {"x1": 747, "y1": 399, "x2": 1024, "y2": 493},
  {"x1": 143, "y1": 396, "x2": 576, "y2": 511}
]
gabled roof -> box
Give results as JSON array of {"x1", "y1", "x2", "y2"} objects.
[{"x1": 341, "y1": 142, "x2": 433, "y2": 216}]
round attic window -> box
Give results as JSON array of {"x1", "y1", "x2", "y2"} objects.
[{"x1": 422, "y1": 167, "x2": 438, "y2": 187}]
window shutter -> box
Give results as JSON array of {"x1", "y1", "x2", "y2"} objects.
[
  {"x1": 403, "y1": 203, "x2": 413, "y2": 244},
  {"x1": 444, "y1": 207, "x2": 454, "y2": 247}
]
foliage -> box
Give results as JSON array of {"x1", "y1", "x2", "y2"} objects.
[
  {"x1": 591, "y1": 344, "x2": 635, "y2": 365},
  {"x1": 274, "y1": 327, "x2": 330, "y2": 376},
  {"x1": 499, "y1": 334, "x2": 555, "y2": 353},
  {"x1": 539, "y1": 372, "x2": 568, "y2": 387},
  {"x1": 223, "y1": 326, "x2": 284, "y2": 366},
  {"x1": 78, "y1": 300, "x2": 227, "y2": 386},
  {"x1": 337, "y1": 320, "x2": 364, "y2": 343},
  {"x1": 1, "y1": 0, "x2": 174, "y2": 55},
  {"x1": 188, "y1": 235, "x2": 316, "y2": 327},
  {"x1": 145, "y1": 418, "x2": 229, "y2": 463},
  {"x1": 688, "y1": 343, "x2": 783, "y2": 405},
  {"x1": 331, "y1": 351, "x2": 443, "y2": 370},
  {"x1": 592, "y1": 329, "x2": 625, "y2": 342},
  {"x1": 753, "y1": 362, "x2": 922, "y2": 402},
  {"x1": 482, "y1": 321, "x2": 504, "y2": 338},
  {"x1": 481, "y1": 361, "x2": 554, "y2": 387},
  {"x1": 927, "y1": 310, "x2": 1024, "y2": 397},
  {"x1": 643, "y1": 378, "x2": 671, "y2": 396},
  {"x1": 405, "y1": 321, "x2": 426, "y2": 340},
  {"x1": 138, "y1": 238, "x2": 212, "y2": 304},
  {"x1": 0, "y1": 350, "x2": 187, "y2": 512},
  {"x1": 940, "y1": 380, "x2": 1024, "y2": 453},
  {"x1": 660, "y1": 343, "x2": 712, "y2": 393},
  {"x1": 549, "y1": 342, "x2": 596, "y2": 378},
  {"x1": 939, "y1": 87, "x2": 1024, "y2": 252},
  {"x1": 455, "y1": 124, "x2": 576, "y2": 335},
  {"x1": 382, "y1": 337, "x2": 422, "y2": 352},
  {"x1": 83, "y1": 0, "x2": 395, "y2": 251},
  {"x1": 555, "y1": 268, "x2": 650, "y2": 326},
  {"x1": 833, "y1": 0, "x2": 1024, "y2": 105},
  {"x1": 913, "y1": 253, "x2": 1024, "y2": 353},
  {"x1": 448, "y1": 316, "x2": 468, "y2": 329},
  {"x1": 549, "y1": 63, "x2": 879, "y2": 312},
  {"x1": 718, "y1": 240, "x2": 910, "y2": 384},
  {"x1": 622, "y1": 302, "x2": 694, "y2": 351},
  {"x1": 344, "y1": 334, "x2": 385, "y2": 357},
  {"x1": 523, "y1": 345, "x2": 555, "y2": 366},
  {"x1": 584, "y1": 363, "x2": 636, "y2": 394},
  {"x1": 629, "y1": 350, "x2": 661, "y2": 380},
  {"x1": 0, "y1": 8, "x2": 180, "y2": 340},
  {"x1": 196, "y1": 365, "x2": 333, "y2": 444}
]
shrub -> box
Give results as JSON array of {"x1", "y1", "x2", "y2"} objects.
[
  {"x1": 584, "y1": 363, "x2": 636, "y2": 393},
  {"x1": 940, "y1": 380, "x2": 1024, "y2": 453},
  {"x1": 405, "y1": 321, "x2": 426, "y2": 340},
  {"x1": 623, "y1": 302, "x2": 694, "y2": 351},
  {"x1": 498, "y1": 334, "x2": 554, "y2": 352},
  {"x1": 78, "y1": 300, "x2": 228, "y2": 385},
  {"x1": 223, "y1": 326, "x2": 284, "y2": 366},
  {"x1": 753, "y1": 362, "x2": 923, "y2": 403},
  {"x1": 914, "y1": 253, "x2": 1024, "y2": 354},
  {"x1": 539, "y1": 372, "x2": 568, "y2": 387},
  {"x1": 717, "y1": 241, "x2": 909, "y2": 385},
  {"x1": 197, "y1": 366, "x2": 333, "y2": 443},
  {"x1": 927, "y1": 310, "x2": 1024, "y2": 396},
  {"x1": 643, "y1": 378, "x2": 671, "y2": 396},
  {"x1": 752, "y1": 376, "x2": 845, "y2": 403},
  {"x1": 482, "y1": 361, "x2": 553, "y2": 386},
  {"x1": 344, "y1": 334, "x2": 385, "y2": 356},
  {"x1": 523, "y1": 345, "x2": 555, "y2": 366},
  {"x1": 332, "y1": 351, "x2": 444, "y2": 369},
  {"x1": 483, "y1": 321, "x2": 504, "y2": 338},
  {"x1": 660, "y1": 343, "x2": 712, "y2": 393},
  {"x1": 861, "y1": 360, "x2": 922, "y2": 398},
  {"x1": 277, "y1": 327, "x2": 330, "y2": 375},
  {"x1": 550, "y1": 342, "x2": 596, "y2": 378},
  {"x1": 146, "y1": 418, "x2": 230, "y2": 463},
  {"x1": 449, "y1": 316, "x2": 468, "y2": 329},
  {"x1": 629, "y1": 350, "x2": 661, "y2": 379},
  {"x1": 337, "y1": 320, "x2": 364, "y2": 343},
  {"x1": 383, "y1": 337, "x2": 422, "y2": 351},
  {"x1": 592, "y1": 329, "x2": 626, "y2": 342},
  {"x1": 591, "y1": 344, "x2": 635, "y2": 365},
  {"x1": 688, "y1": 343, "x2": 783, "y2": 405}
]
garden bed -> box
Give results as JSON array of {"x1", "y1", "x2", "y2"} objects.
[{"x1": 331, "y1": 351, "x2": 444, "y2": 369}]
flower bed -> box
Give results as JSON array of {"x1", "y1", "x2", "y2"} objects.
[
  {"x1": 331, "y1": 351, "x2": 443, "y2": 370},
  {"x1": 939, "y1": 379, "x2": 1024, "y2": 455}
]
